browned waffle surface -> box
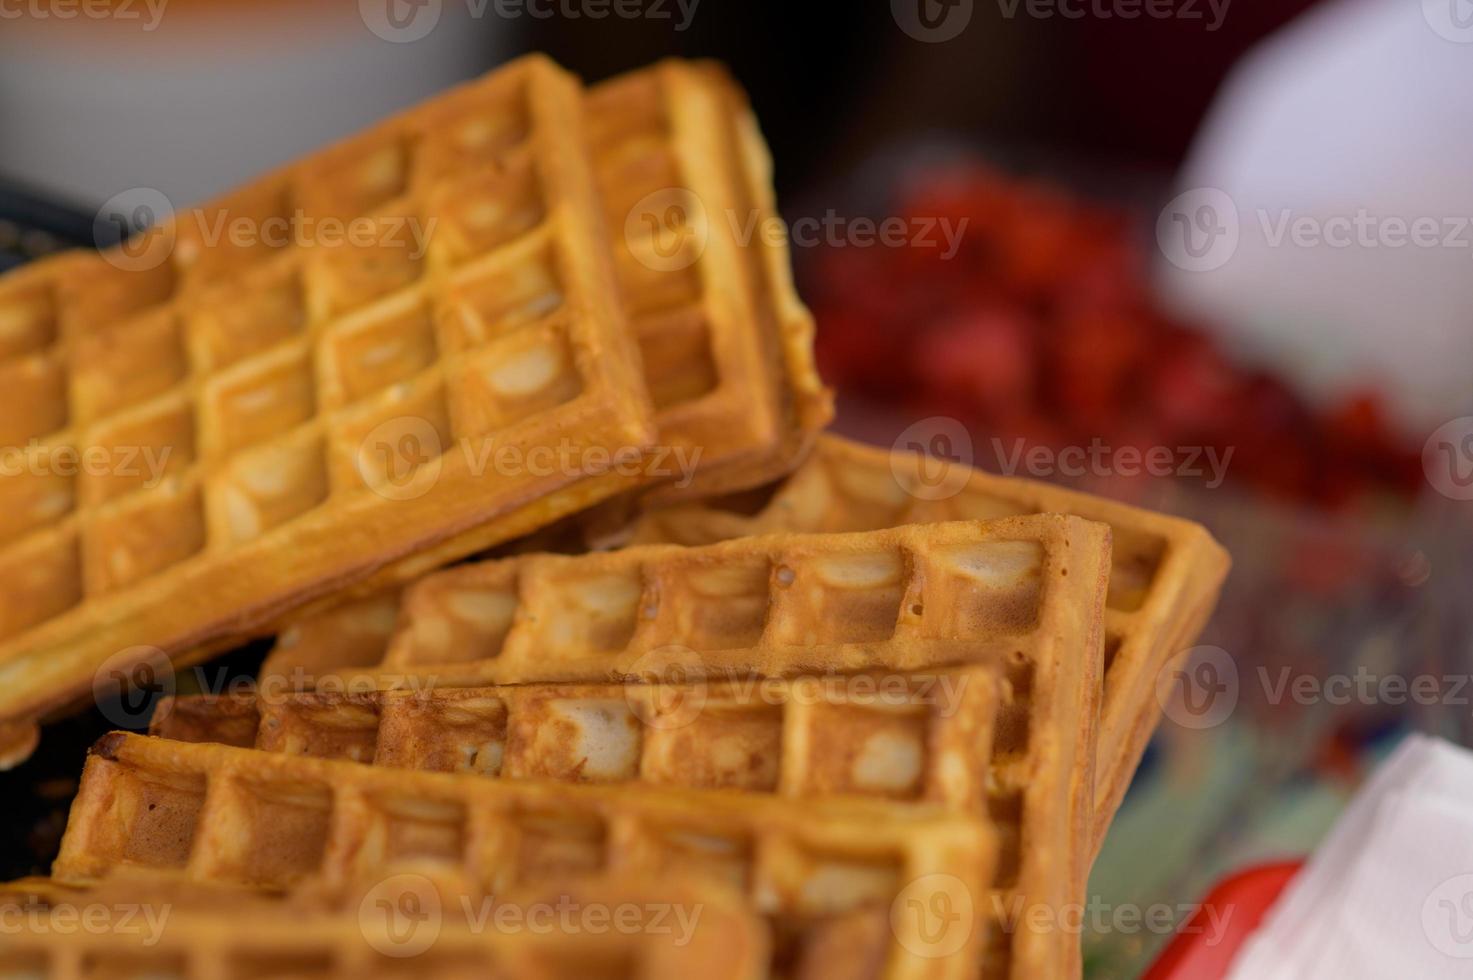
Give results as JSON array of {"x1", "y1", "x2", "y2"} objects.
[
  {"x1": 586, "y1": 60, "x2": 831, "y2": 498},
  {"x1": 0, "y1": 55, "x2": 662, "y2": 755},
  {"x1": 203, "y1": 515, "x2": 1108, "y2": 978},
  {"x1": 325, "y1": 58, "x2": 835, "y2": 614},
  {"x1": 365, "y1": 515, "x2": 1106, "y2": 688},
  {"x1": 627, "y1": 434, "x2": 1230, "y2": 844},
  {"x1": 51, "y1": 732, "x2": 1011, "y2": 979},
  {"x1": 0, "y1": 873, "x2": 768, "y2": 979},
  {"x1": 157, "y1": 670, "x2": 1010, "y2": 818},
  {"x1": 155, "y1": 662, "x2": 1086, "y2": 979}
]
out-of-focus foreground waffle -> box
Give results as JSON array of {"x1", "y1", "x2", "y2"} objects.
[
  {"x1": 0, "y1": 55, "x2": 653, "y2": 762},
  {"x1": 625, "y1": 434, "x2": 1230, "y2": 845},
  {"x1": 51, "y1": 732, "x2": 1000, "y2": 979},
  {"x1": 357, "y1": 58, "x2": 832, "y2": 595},
  {"x1": 0, "y1": 55, "x2": 831, "y2": 766},
  {"x1": 0, "y1": 873, "x2": 766, "y2": 979}
]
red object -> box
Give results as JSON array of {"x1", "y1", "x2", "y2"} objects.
[
  {"x1": 808, "y1": 165, "x2": 1422, "y2": 509},
  {"x1": 1142, "y1": 860, "x2": 1304, "y2": 980}
]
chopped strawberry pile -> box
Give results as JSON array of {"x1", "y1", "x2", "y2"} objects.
[{"x1": 806, "y1": 166, "x2": 1423, "y2": 508}]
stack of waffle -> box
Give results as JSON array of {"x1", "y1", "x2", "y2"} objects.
[{"x1": 0, "y1": 55, "x2": 1228, "y2": 978}]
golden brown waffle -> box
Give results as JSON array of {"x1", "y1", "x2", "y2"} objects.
[
  {"x1": 264, "y1": 515, "x2": 1107, "y2": 688},
  {"x1": 626, "y1": 434, "x2": 1230, "y2": 847},
  {"x1": 0, "y1": 57, "x2": 834, "y2": 767},
  {"x1": 0, "y1": 874, "x2": 762, "y2": 979},
  {"x1": 154, "y1": 662, "x2": 1082, "y2": 979},
  {"x1": 340, "y1": 58, "x2": 835, "y2": 608},
  {"x1": 156, "y1": 670, "x2": 1000, "y2": 814},
  {"x1": 53, "y1": 732, "x2": 1012, "y2": 978},
  {"x1": 0, "y1": 873, "x2": 768, "y2": 979},
  {"x1": 0, "y1": 55, "x2": 661, "y2": 760},
  {"x1": 220, "y1": 515, "x2": 1107, "y2": 976},
  {"x1": 588, "y1": 60, "x2": 831, "y2": 499}
]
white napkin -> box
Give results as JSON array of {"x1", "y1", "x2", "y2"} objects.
[{"x1": 1228, "y1": 734, "x2": 1473, "y2": 978}]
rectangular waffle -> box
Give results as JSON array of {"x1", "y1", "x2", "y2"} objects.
[
  {"x1": 262, "y1": 515, "x2": 1108, "y2": 687},
  {"x1": 0, "y1": 57, "x2": 834, "y2": 766},
  {"x1": 154, "y1": 661, "x2": 1084, "y2": 979},
  {"x1": 338, "y1": 58, "x2": 834, "y2": 601},
  {"x1": 0, "y1": 873, "x2": 766, "y2": 979},
  {"x1": 155, "y1": 670, "x2": 1002, "y2": 818},
  {"x1": 53, "y1": 732, "x2": 1012, "y2": 979},
  {"x1": 0, "y1": 55, "x2": 662, "y2": 760},
  {"x1": 625, "y1": 434, "x2": 1230, "y2": 845}
]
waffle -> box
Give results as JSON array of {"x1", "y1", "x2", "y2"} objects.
[
  {"x1": 0, "y1": 55, "x2": 665, "y2": 762},
  {"x1": 336, "y1": 58, "x2": 835, "y2": 609},
  {"x1": 154, "y1": 660, "x2": 1086, "y2": 978},
  {"x1": 156, "y1": 669, "x2": 1001, "y2": 814},
  {"x1": 52, "y1": 732, "x2": 1014, "y2": 979},
  {"x1": 0, "y1": 57, "x2": 835, "y2": 767},
  {"x1": 626, "y1": 434, "x2": 1230, "y2": 845},
  {"x1": 0, "y1": 873, "x2": 765, "y2": 979},
  {"x1": 260, "y1": 515, "x2": 1107, "y2": 686}
]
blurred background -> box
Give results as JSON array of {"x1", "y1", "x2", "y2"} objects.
[{"x1": 3, "y1": 1, "x2": 1473, "y2": 975}]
